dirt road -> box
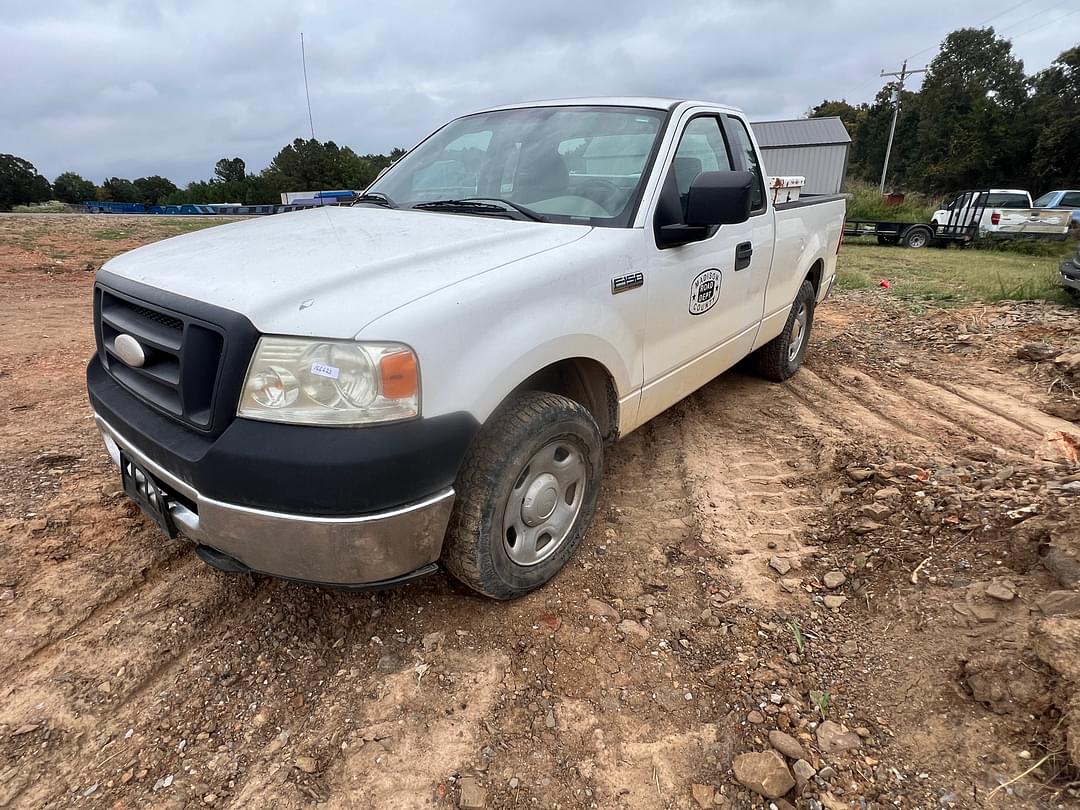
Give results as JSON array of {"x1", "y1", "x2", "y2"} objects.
[{"x1": 1, "y1": 215, "x2": 1079, "y2": 809}]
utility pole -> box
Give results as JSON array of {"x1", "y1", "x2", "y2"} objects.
[{"x1": 878, "y1": 60, "x2": 926, "y2": 194}]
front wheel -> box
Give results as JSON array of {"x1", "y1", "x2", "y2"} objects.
[
  {"x1": 754, "y1": 279, "x2": 816, "y2": 382},
  {"x1": 442, "y1": 391, "x2": 603, "y2": 599}
]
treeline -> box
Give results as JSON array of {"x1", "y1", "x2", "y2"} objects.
[
  {"x1": 0, "y1": 139, "x2": 406, "y2": 211},
  {"x1": 812, "y1": 29, "x2": 1079, "y2": 193}
]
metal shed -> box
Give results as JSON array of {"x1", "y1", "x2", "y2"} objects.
[{"x1": 750, "y1": 117, "x2": 851, "y2": 195}]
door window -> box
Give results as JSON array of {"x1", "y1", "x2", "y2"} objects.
[
  {"x1": 671, "y1": 117, "x2": 732, "y2": 217},
  {"x1": 1061, "y1": 192, "x2": 1080, "y2": 207},
  {"x1": 724, "y1": 116, "x2": 766, "y2": 213}
]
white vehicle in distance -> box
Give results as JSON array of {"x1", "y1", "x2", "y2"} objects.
[
  {"x1": 87, "y1": 97, "x2": 845, "y2": 599},
  {"x1": 932, "y1": 188, "x2": 1070, "y2": 239}
]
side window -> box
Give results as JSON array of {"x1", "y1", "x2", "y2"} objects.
[
  {"x1": 724, "y1": 116, "x2": 766, "y2": 213},
  {"x1": 1061, "y1": 192, "x2": 1080, "y2": 207},
  {"x1": 672, "y1": 117, "x2": 732, "y2": 217}
]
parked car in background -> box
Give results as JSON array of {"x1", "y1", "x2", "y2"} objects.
[
  {"x1": 932, "y1": 188, "x2": 1070, "y2": 240},
  {"x1": 931, "y1": 189, "x2": 1031, "y2": 231},
  {"x1": 1033, "y1": 190, "x2": 1080, "y2": 227}
]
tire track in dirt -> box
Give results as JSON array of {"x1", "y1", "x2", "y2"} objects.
[
  {"x1": 675, "y1": 373, "x2": 829, "y2": 605},
  {"x1": 0, "y1": 538, "x2": 189, "y2": 677}
]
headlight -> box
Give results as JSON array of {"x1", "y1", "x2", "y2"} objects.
[{"x1": 238, "y1": 337, "x2": 418, "y2": 425}]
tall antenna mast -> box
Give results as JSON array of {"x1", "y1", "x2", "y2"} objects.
[{"x1": 300, "y1": 32, "x2": 316, "y2": 141}]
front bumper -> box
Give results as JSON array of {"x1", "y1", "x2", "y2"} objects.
[{"x1": 96, "y1": 414, "x2": 456, "y2": 586}]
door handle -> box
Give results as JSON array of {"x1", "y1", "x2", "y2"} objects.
[{"x1": 735, "y1": 241, "x2": 753, "y2": 271}]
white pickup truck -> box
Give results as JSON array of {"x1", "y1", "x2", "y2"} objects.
[
  {"x1": 87, "y1": 97, "x2": 845, "y2": 599},
  {"x1": 932, "y1": 188, "x2": 1071, "y2": 239}
]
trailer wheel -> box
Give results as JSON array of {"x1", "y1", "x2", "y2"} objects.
[
  {"x1": 902, "y1": 226, "x2": 932, "y2": 249},
  {"x1": 876, "y1": 235, "x2": 899, "y2": 246}
]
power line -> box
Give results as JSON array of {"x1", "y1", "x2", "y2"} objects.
[
  {"x1": 1009, "y1": 6, "x2": 1080, "y2": 40},
  {"x1": 904, "y1": 0, "x2": 1065, "y2": 61},
  {"x1": 993, "y1": 0, "x2": 1075, "y2": 35}
]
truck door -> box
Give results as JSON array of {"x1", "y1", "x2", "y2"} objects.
[{"x1": 637, "y1": 111, "x2": 773, "y2": 424}]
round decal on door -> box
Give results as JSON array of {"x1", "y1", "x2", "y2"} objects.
[{"x1": 688, "y1": 268, "x2": 722, "y2": 315}]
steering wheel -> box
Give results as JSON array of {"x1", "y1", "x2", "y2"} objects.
[{"x1": 574, "y1": 179, "x2": 624, "y2": 213}]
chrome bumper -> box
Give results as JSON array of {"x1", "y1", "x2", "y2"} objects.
[{"x1": 94, "y1": 414, "x2": 455, "y2": 586}]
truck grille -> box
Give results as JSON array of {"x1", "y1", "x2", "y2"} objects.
[{"x1": 95, "y1": 286, "x2": 225, "y2": 430}]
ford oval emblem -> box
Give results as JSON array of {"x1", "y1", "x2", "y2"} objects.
[{"x1": 113, "y1": 333, "x2": 146, "y2": 367}]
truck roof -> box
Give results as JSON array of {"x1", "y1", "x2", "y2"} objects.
[{"x1": 477, "y1": 96, "x2": 742, "y2": 115}]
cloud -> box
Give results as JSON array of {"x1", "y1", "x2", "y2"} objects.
[{"x1": 2, "y1": 0, "x2": 1077, "y2": 184}]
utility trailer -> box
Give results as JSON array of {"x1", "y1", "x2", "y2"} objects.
[{"x1": 843, "y1": 193, "x2": 989, "y2": 249}]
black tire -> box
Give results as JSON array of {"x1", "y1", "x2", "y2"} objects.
[
  {"x1": 754, "y1": 280, "x2": 816, "y2": 382},
  {"x1": 876, "y1": 235, "x2": 899, "y2": 246},
  {"x1": 902, "y1": 226, "x2": 932, "y2": 249},
  {"x1": 442, "y1": 391, "x2": 603, "y2": 599}
]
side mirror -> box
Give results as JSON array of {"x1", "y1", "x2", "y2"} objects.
[
  {"x1": 658, "y1": 170, "x2": 753, "y2": 247},
  {"x1": 687, "y1": 170, "x2": 753, "y2": 226}
]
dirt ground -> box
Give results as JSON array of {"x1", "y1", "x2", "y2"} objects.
[{"x1": 1, "y1": 213, "x2": 1079, "y2": 809}]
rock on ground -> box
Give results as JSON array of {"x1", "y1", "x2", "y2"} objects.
[
  {"x1": 768, "y1": 730, "x2": 806, "y2": 761},
  {"x1": 816, "y1": 721, "x2": 862, "y2": 754},
  {"x1": 732, "y1": 750, "x2": 795, "y2": 799}
]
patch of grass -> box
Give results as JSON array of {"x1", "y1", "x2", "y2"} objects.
[
  {"x1": 10, "y1": 200, "x2": 69, "y2": 214},
  {"x1": 786, "y1": 620, "x2": 806, "y2": 655},
  {"x1": 92, "y1": 228, "x2": 130, "y2": 241},
  {"x1": 838, "y1": 241, "x2": 1073, "y2": 305},
  {"x1": 843, "y1": 180, "x2": 937, "y2": 224},
  {"x1": 809, "y1": 689, "x2": 830, "y2": 721}
]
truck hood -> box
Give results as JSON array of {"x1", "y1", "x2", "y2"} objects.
[{"x1": 102, "y1": 206, "x2": 591, "y2": 336}]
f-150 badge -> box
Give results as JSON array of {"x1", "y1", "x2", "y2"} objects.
[{"x1": 689, "y1": 269, "x2": 721, "y2": 315}]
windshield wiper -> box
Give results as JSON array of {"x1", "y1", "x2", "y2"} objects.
[
  {"x1": 353, "y1": 192, "x2": 396, "y2": 209},
  {"x1": 412, "y1": 198, "x2": 545, "y2": 222}
]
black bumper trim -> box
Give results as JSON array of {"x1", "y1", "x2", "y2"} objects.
[{"x1": 88, "y1": 356, "x2": 480, "y2": 516}]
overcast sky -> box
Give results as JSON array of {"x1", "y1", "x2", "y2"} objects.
[{"x1": 3, "y1": 0, "x2": 1078, "y2": 185}]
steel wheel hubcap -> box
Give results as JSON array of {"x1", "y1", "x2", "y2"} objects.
[
  {"x1": 788, "y1": 303, "x2": 808, "y2": 362},
  {"x1": 503, "y1": 440, "x2": 586, "y2": 566}
]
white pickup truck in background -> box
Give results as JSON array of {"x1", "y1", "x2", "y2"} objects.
[
  {"x1": 87, "y1": 97, "x2": 845, "y2": 599},
  {"x1": 932, "y1": 188, "x2": 1072, "y2": 239}
]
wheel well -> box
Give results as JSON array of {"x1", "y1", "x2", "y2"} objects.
[
  {"x1": 806, "y1": 259, "x2": 824, "y2": 295},
  {"x1": 517, "y1": 358, "x2": 619, "y2": 443}
]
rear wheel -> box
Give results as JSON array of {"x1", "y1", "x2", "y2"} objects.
[
  {"x1": 442, "y1": 391, "x2": 603, "y2": 599},
  {"x1": 902, "y1": 226, "x2": 933, "y2": 249},
  {"x1": 754, "y1": 280, "x2": 816, "y2": 382}
]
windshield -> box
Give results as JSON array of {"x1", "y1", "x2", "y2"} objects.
[
  {"x1": 367, "y1": 105, "x2": 667, "y2": 226},
  {"x1": 1032, "y1": 192, "x2": 1056, "y2": 207}
]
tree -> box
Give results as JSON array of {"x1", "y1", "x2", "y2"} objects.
[
  {"x1": 911, "y1": 27, "x2": 1028, "y2": 191},
  {"x1": 262, "y1": 138, "x2": 379, "y2": 191},
  {"x1": 214, "y1": 157, "x2": 246, "y2": 183},
  {"x1": 133, "y1": 175, "x2": 178, "y2": 206},
  {"x1": 0, "y1": 154, "x2": 52, "y2": 210},
  {"x1": 52, "y1": 171, "x2": 97, "y2": 204},
  {"x1": 1027, "y1": 46, "x2": 1080, "y2": 189},
  {"x1": 101, "y1": 177, "x2": 138, "y2": 202}
]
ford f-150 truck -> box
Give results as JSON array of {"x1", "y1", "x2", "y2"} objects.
[{"x1": 87, "y1": 97, "x2": 845, "y2": 599}]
